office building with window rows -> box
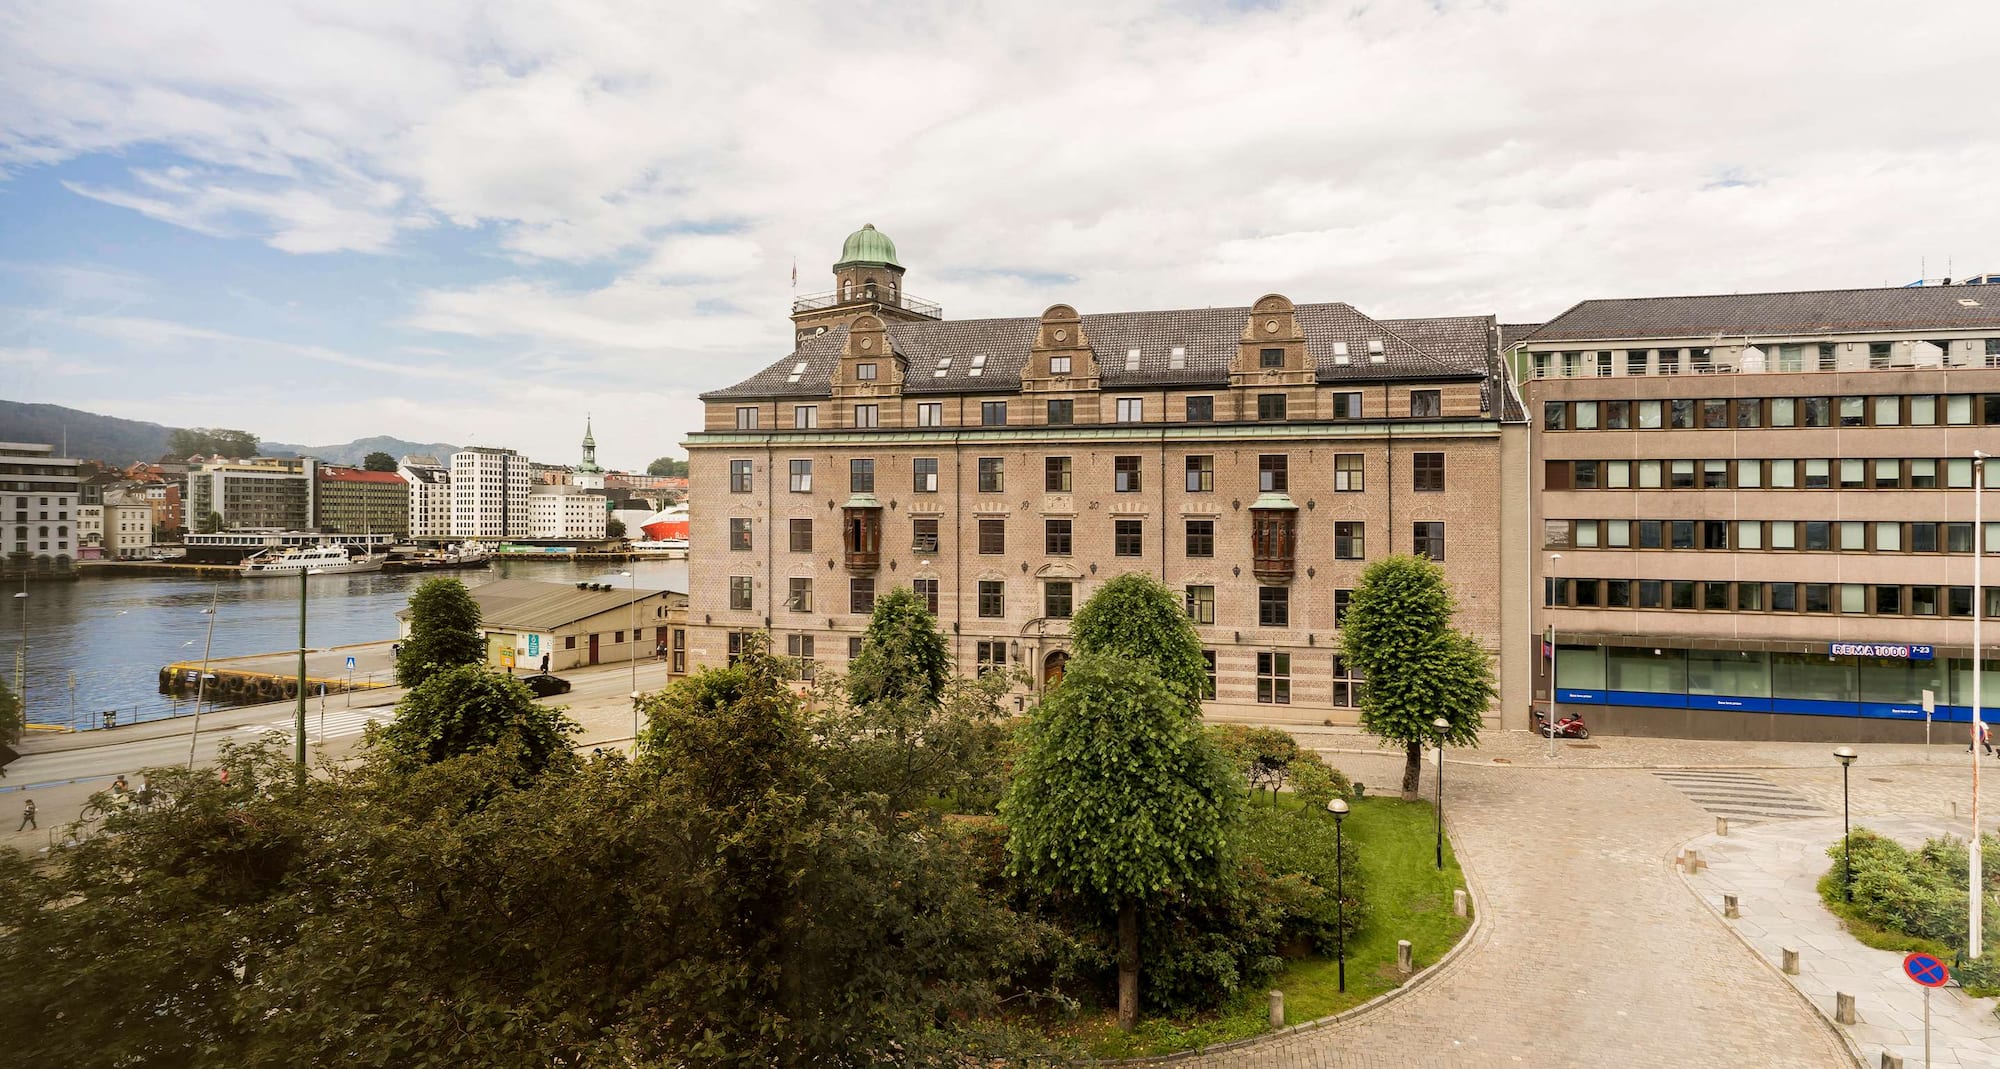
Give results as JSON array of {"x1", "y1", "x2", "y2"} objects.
[
  {"x1": 685, "y1": 226, "x2": 1532, "y2": 723},
  {"x1": 1517, "y1": 285, "x2": 2000, "y2": 740}
]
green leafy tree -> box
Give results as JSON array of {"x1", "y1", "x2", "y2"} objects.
[
  {"x1": 646, "y1": 456, "x2": 689, "y2": 477},
  {"x1": 845, "y1": 586, "x2": 951, "y2": 710},
  {"x1": 0, "y1": 674, "x2": 21, "y2": 751},
  {"x1": 1003, "y1": 652, "x2": 1241, "y2": 1031},
  {"x1": 605, "y1": 517, "x2": 626, "y2": 539},
  {"x1": 196, "y1": 511, "x2": 223, "y2": 534},
  {"x1": 395, "y1": 577, "x2": 483, "y2": 688},
  {"x1": 1067, "y1": 572, "x2": 1209, "y2": 706},
  {"x1": 361, "y1": 451, "x2": 397, "y2": 472},
  {"x1": 168, "y1": 427, "x2": 259, "y2": 458},
  {"x1": 1340, "y1": 554, "x2": 1494, "y2": 799},
  {"x1": 373, "y1": 664, "x2": 579, "y2": 776}
]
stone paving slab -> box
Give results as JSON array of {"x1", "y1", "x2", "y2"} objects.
[{"x1": 1689, "y1": 815, "x2": 2000, "y2": 1068}]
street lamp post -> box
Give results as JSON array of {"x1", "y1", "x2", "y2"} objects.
[
  {"x1": 1545, "y1": 553, "x2": 1562, "y2": 759},
  {"x1": 1433, "y1": 715, "x2": 1450, "y2": 871},
  {"x1": 295, "y1": 567, "x2": 309, "y2": 786},
  {"x1": 1329, "y1": 797, "x2": 1349, "y2": 992},
  {"x1": 14, "y1": 574, "x2": 27, "y2": 725},
  {"x1": 621, "y1": 569, "x2": 640, "y2": 743},
  {"x1": 1975, "y1": 451, "x2": 1990, "y2": 959},
  {"x1": 1835, "y1": 746, "x2": 1857, "y2": 902},
  {"x1": 186, "y1": 584, "x2": 220, "y2": 769}
]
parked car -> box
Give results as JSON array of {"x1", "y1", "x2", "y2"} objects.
[{"x1": 521, "y1": 673, "x2": 572, "y2": 697}]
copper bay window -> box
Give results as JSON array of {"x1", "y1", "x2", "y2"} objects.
[
  {"x1": 843, "y1": 495, "x2": 882, "y2": 571},
  {"x1": 1250, "y1": 493, "x2": 1298, "y2": 580}
]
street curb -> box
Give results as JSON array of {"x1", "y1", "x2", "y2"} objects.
[
  {"x1": 1671, "y1": 831, "x2": 1867, "y2": 1069},
  {"x1": 1094, "y1": 801, "x2": 1487, "y2": 1066}
]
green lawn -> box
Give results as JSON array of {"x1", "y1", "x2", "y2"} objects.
[{"x1": 1073, "y1": 793, "x2": 1472, "y2": 1059}]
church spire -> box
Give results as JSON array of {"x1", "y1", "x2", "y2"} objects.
[{"x1": 578, "y1": 415, "x2": 601, "y2": 473}]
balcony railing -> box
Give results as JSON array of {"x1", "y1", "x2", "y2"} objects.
[{"x1": 793, "y1": 288, "x2": 943, "y2": 320}]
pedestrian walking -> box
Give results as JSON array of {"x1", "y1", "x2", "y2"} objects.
[
  {"x1": 16, "y1": 798, "x2": 34, "y2": 831},
  {"x1": 113, "y1": 774, "x2": 128, "y2": 793},
  {"x1": 1974, "y1": 723, "x2": 1993, "y2": 755},
  {"x1": 540, "y1": 653, "x2": 550, "y2": 673}
]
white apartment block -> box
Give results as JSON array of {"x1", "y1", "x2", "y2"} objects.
[
  {"x1": 449, "y1": 447, "x2": 531, "y2": 539},
  {"x1": 399, "y1": 456, "x2": 452, "y2": 539},
  {"x1": 106, "y1": 501, "x2": 153, "y2": 559},
  {"x1": 0, "y1": 442, "x2": 81, "y2": 571},
  {"x1": 528, "y1": 486, "x2": 608, "y2": 540}
]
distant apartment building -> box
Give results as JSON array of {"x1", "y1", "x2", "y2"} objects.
[
  {"x1": 1517, "y1": 284, "x2": 2000, "y2": 741},
  {"x1": 399, "y1": 456, "x2": 451, "y2": 539},
  {"x1": 528, "y1": 485, "x2": 609, "y2": 540},
  {"x1": 103, "y1": 497, "x2": 154, "y2": 559},
  {"x1": 315, "y1": 466, "x2": 409, "y2": 537},
  {"x1": 0, "y1": 442, "x2": 82, "y2": 573},
  {"x1": 75, "y1": 504, "x2": 103, "y2": 553},
  {"x1": 187, "y1": 457, "x2": 316, "y2": 531},
  {"x1": 450, "y1": 447, "x2": 531, "y2": 538},
  {"x1": 142, "y1": 483, "x2": 183, "y2": 537}
]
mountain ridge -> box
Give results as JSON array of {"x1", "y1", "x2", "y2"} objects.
[{"x1": 0, "y1": 400, "x2": 455, "y2": 467}]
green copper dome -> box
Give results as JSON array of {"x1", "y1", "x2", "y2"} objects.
[{"x1": 836, "y1": 223, "x2": 900, "y2": 268}]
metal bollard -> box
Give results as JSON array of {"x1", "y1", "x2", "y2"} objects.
[
  {"x1": 1880, "y1": 1051, "x2": 1903, "y2": 1069},
  {"x1": 1836, "y1": 992, "x2": 1856, "y2": 1025},
  {"x1": 1723, "y1": 894, "x2": 1739, "y2": 919},
  {"x1": 1397, "y1": 940, "x2": 1414, "y2": 975},
  {"x1": 1717, "y1": 816, "x2": 1729, "y2": 836},
  {"x1": 1268, "y1": 990, "x2": 1284, "y2": 1028},
  {"x1": 1782, "y1": 947, "x2": 1799, "y2": 975},
  {"x1": 1453, "y1": 889, "x2": 1468, "y2": 917}
]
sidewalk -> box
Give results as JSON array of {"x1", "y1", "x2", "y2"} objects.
[{"x1": 1689, "y1": 816, "x2": 2000, "y2": 1068}]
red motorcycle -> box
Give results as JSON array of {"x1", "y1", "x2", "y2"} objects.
[{"x1": 1531, "y1": 709, "x2": 1590, "y2": 739}]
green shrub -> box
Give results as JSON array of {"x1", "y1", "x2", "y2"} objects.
[
  {"x1": 1824, "y1": 827, "x2": 2000, "y2": 989},
  {"x1": 1239, "y1": 805, "x2": 1366, "y2": 955}
]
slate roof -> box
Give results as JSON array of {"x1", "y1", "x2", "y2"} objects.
[
  {"x1": 705, "y1": 301, "x2": 1497, "y2": 402},
  {"x1": 1523, "y1": 286, "x2": 2000, "y2": 344},
  {"x1": 1498, "y1": 323, "x2": 1542, "y2": 349},
  {"x1": 394, "y1": 578, "x2": 686, "y2": 632}
]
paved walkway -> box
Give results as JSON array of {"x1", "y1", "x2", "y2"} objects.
[{"x1": 1692, "y1": 816, "x2": 2000, "y2": 1068}]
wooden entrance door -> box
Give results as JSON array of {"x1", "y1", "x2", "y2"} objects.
[{"x1": 588, "y1": 633, "x2": 600, "y2": 666}]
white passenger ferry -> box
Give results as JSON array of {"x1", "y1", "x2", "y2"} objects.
[{"x1": 241, "y1": 543, "x2": 387, "y2": 577}]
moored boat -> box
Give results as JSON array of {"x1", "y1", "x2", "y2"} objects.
[{"x1": 242, "y1": 544, "x2": 387, "y2": 577}]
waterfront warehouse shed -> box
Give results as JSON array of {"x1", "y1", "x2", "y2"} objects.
[{"x1": 396, "y1": 578, "x2": 690, "y2": 675}]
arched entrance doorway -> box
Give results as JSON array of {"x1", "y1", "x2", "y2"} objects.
[{"x1": 1042, "y1": 650, "x2": 1069, "y2": 687}]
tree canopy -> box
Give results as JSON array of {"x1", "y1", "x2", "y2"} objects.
[
  {"x1": 0, "y1": 674, "x2": 21, "y2": 750},
  {"x1": 361, "y1": 451, "x2": 397, "y2": 472},
  {"x1": 395, "y1": 577, "x2": 484, "y2": 688},
  {"x1": 845, "y1": 586, "x2": 951, "y2": 710},
  {"x1": 605, "y1": 517, "x2": 626, "y2": 538},
  {"x1": 1067, "y1": 572, "x2": 1210, "y2": 707},
  {"x1": 167, "y1": 427, "x2": 258, "y2": 458},
  {"x1": 646, "y1": 456, "x2": 688, "y2": 477},
  {"x1": 1339, "y1": 554, "x2": 1494, "y2": 798},
  {"x1": 373, "y1": 664, "x2": 579, "y2": 777}
]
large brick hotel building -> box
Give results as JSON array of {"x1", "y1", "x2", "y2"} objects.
[{"x1": 684, "y1": 226, "x2": 1532, "y2": 724}]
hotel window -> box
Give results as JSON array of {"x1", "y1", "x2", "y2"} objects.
[
  {"x1": 913, "y1": 457, "x2": 939, "y2": 493},
  {"x1": 1330, "y1": 657, "x2": 1363, "y2": 707},
  {"x1": 916, "y1": 402, "x2": 943, "y2": 427},
  {"x1": 1335, "y1": 521, "x2": 1365, "y2": 560},
  {"x1": 1868, "y1": 342, "x2": 1892, "y2": 369},
  {"x1": 1117, "y1": 398, "x2": 1144, "y2": 423},
  {"x1": 1804, "y1": 521, "x2": 1831, "y2": 550},
  {"x1": 1912, "y1": 585, "x2": 1939, "y2": 615},
  {"x1": 1910, "y1": 459, "x2": 1939, "y2": 488},
  {"x1": 1670, "y1": 581, "x2": 1696, "y2": 609},
  {"x1": 784, "y1": 634, "x2": 815, "y2": 679},
  {"x1": 1952, "y1": 586, "x2": 1976, "y2": 617},
  {"x1": 1186, "y1": 396, "x2": 1213, "y2": 422},
  {"x1": 1702, "y1": 520, "x2": 1728, "y2": 550},
  {"x1": 1801, "y1": 397, "x2": 1832, "y2": 427},
  {"x1": 1332, "y1": 392, "x2": 1364, "y2": 419},
  {"x1": 1606, "y1": 579, "x2": 1632, "y2": 607},
  {"x1": 728, "y1": 576, "x2": 753, "y2": 610},
  {"x1": 1335, "y1": 453, "x2": 1364, "y2": 491},
  {"x1": 1949, "y1": 523, "x2": 1975, "y2": 553},
  {"x1": 1803, "y1": 459, "x2": 1830, "y2": 489},
  {"x1": 1050, "y1": 355, "x2": 1072, "y2": 375},
  {"x1": 1912, "y1": 523, "x2": 1940, "y2": 553},
  {"x1": 1114, "y1": 518, "x2": 1143, "y2": 556},
  {"x1": 789, "y1": 460, "x2": 812, "y2": 492},
  {"x1": 1911, "y1": 395, "x2": 1938, "y2": 425},
  {"x1": 1874, "y1": 396, "x2": 1901, "y2": 426},
  {"x1": 975, "y1": 641, "x2": 1006, "y2": 675},
  {"x1": 1260, "y1": 346, "x2": 1284, "y2": 368},
  {"x1": 672, "y1": 629, "x2": 686, "y2": 673},
  {"x1": 1185, "y1": 585, "x2": 1216, "y2": 624},
  {"x1": 1735, "y1": 583, "x2": 1762, "y2": 611},
  {"x1": 1185, "y1": 519, "x2": 1215, "y2": 557},
  {"x1": 793, "y1": 405, "x2": 818, "y2": 429},
  {"x1": 855, "y1": 362, "x2": 878, "y2": 381},
  {"x1": 1949, "y1": 395, "x2": 1976, "y2": 425},
  {"x1": 1948, "y1": 458, "x2": 1975, "y2": 489},
  {"x1": 1201, "y1": 650, "x2": 1217, "y2": 699},
  {"x1": 1046, "y1": 456, "x2": 1072, "y2": 492},
  {"x1": 1334, "y1": 588, "x2": 1353, "y2": 626},
  {"x1": 1045, "y1": 581, "x2": 1074, "y2": 619},
  {"x1": 1257, "y1": 652, "x2": 1291, "y2": 705},
  {"x1": 1837, "y1": 397, "x2": 1865, "y2": 428},
  {"x1": 848, "y1": 637, "x2": 864, "y2": 660},
  {"x1": 977, "y1": 458, "x2": 1004, "y2": 492},
  {"x1": 1669, "y1": 399, "x2": 1694, "y2": 429},
  {"x1": 787, "y1": 577, "x2": 813, "y2": 613},
  {"x1": 1625, "y1": 350, "x2": 1647, "y2": 375},
  {"x1": 1543, "y1": 402, "x2": 1567, "y2": 430},
  {"x1": 1769, "y1": 460, "x2": 1796, "y2": 488},
  {"x1": 1875, "y1": 522, "x2": 1901, "y2": 552},
  {"x1": 727, "y1": 632, "x2": 749, "y2": 666},
  {"x1": 1045, "y1": 518, "x2": 1072, "y2": 555},
  {"x1": 912, "y1": 517, "x2": 939, "y2": 554},
  {"x1": 1258, "y1": 454, "x2": 1288, "y2": 493},
  {"x1": 1575, "y1": 520, "x2": 1599, "y2": 547},
  {"x1": 1413, "y1": 522, "x2": 1445, "y2": 561},
  {"x1": 981, "y1": 401, "x2": 1007, "y2": 427},
  {"x1": 1638, "y1": 580, "x2": 1663, "y2": 608},
  {"x1": 1258, "y1": 394, "x2": 1287, "y2": 421},
  {"x1": 977, "y1": 581, "x2": 1004, "y2": 618},
  {"x1": 729, "y1": 460, "x2": 753, "y2": 493},
  {"x1": 1770, "y1": 583, "x2": 1797, "y2": 612},
  {"x1": 1771, "y1": 522, "x2": 1797, "y2": 550},
  {"x1": 735, "y1": 406, "x2": 759, "y2": 429},
  {"x1": 728, "y1": 518, "x2": 753, "y2": 551},
  {"x1": 1411, "y1": 390, "x2": 1442, "y2": 418},
  {"x1": 1734, "y1": 400, "x2": 1761, "y2": 428},
  {"x1": 1569, "y1": 400, "x2": 1596, "y2": 430},
  {"x1": 1638, "y1": 461, "x2": 1663, "y2": 488},
  {"x1": 850, "y1": 577, "x2": 876, "y2": 615},
  {"x1": 789, "y1": 518, "x2": 813, "y2": 552},
  {"x1": 1736, "y1": 520, "x2": 1762, "y2": 550},
  {"x1": 1186, "y1": 455, "x2": 1214, "y2": 492},
  {"x1": 1413, "y1": 452, "x2": 1444, "y2": 491},
  {"x1": 850, "y1": 459, "x2": 875, "y2": 493},
  {"x1": 1258, "y1": 586, "x2": 1289, "y2": 627},
  {"x1": 1114, "y1": 456, "x2": 1143, "y2": 493},
  {"x1": 1840, "y1": 521, "x2": 1866, "y2": 551},
  {"x1": 913, "y1": 579, "x2": 939, "y2": 615},
  {"x1": 1637, "y1": 400, "x2": 1662, "y2": 429},
  {"x1": 1670, "y1": 521, "x2": 1694, "y2": 549},
  {"x1": 854, "y1": 404, "x2": 879, "y2": 428},
  {"x1": 1659, "y1": 349, "x2": 1681, "y2": 375},
  {"x1": 1604, "y1": 401, "x2": 1631, "y2": 429},
  {"x1": 978, "y1": 518, "x2": 1005, "y2": 554},
  {"x1": 1047, "y1": 399, "x2": 1074, "y2": 425},
  {"x1": 1699, "y1": 399, "x2": 1728, "y2": 429}
]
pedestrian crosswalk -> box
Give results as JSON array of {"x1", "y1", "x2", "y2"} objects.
[
  {"x1": 237, "y1": 708, "x2": 393, "y2": 743},
  {"x1": 1653, "y1": 769, "x2": 1826, "y2": 826}
]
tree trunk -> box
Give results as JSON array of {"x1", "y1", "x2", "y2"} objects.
[
  {"x1": 1117, "y1": 901, "x2": 1140, "y2": 1032},
  {"x1": 1401, "y1": 739, "x2": 1422, "y2": 800}
]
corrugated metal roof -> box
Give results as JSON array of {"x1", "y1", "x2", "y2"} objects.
[
  {"x1": 395, "y1": 578, "x2": 687, "y2": 632},
  {"x1": 1522, "y1": 286, "x2": 2000, "y2": 344}
]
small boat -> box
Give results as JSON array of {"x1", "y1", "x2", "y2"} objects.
[
  {"x1": 242, "y1": 544, "x2": 387, "y2": 577},
  {"x1": 383, "y1": 543, "x2": 492, "y2": 573}
]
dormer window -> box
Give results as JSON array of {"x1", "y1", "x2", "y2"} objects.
[
  {"x1": 1259, "y1": 347, "x2": 1283, "y2": 369},
  {"x1": 1050, "y1": 355, "x2": 1072, "y2": 375},
  {"x1": 855, "y1": 362, "x2": 878, "y2": 381},
  {"x1": 969, "y1": 354, "x2": 986, "y2": 377},
  {"x1": 1125, "y1": 348, "x2": 1141, "y2": 371},
  {"x1": 1169, "y1": 346, "x2": 1187, "y2": 369},
  {"x1": 934, "y1": 357, "x2": 952, "y2": 379},
  {"x1": 1367, "y1": 339, "x2": 1385, "y2": 363},
  {"x1": 1332, "y1": 342, "x2": 1350, "y2": 365}
]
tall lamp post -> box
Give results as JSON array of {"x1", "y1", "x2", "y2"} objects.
[
  {"x1": 1328, "y1": 797, "x2": 1349, "y2": 992},
  {"x1": 293, "y1": 567, "x2": 324, "y2": 787},
  {"x1": 186, "y1": 585, "x2": 220, "y2": 768},
  {"x1": 1545, "y1": 553, "x2": 1562, "y2": 758},
  {"x1": 1433, "y1": 715, "x2": 1450, "y2": 871},
  {"x1": 13, "y1": 575, "x2": 27, "y2": 725},
  {"x1": 621, "y1": 569, "x2": 640, "y2": 743},
  {"x1": 1975, "y1": 450, "x2": 1990, "y2": 958},
  {"x1": 1835, "y1": 746, "x2": 1857, "y2": 902}
]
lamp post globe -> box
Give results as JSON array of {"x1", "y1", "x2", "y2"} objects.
[
  {"x1": 1329, "y1": 797, "x2": 1349, "y2": 992},
  {"x1": 1834, "y1": 746, "x2": 1858, "y2": 901}
]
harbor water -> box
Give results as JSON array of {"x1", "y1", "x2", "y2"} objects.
[{"x1": 11, "y1": 558, "x2": 690, "y2": 729}]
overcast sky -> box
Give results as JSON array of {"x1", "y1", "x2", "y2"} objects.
[{"x1": 3, "y1": 0, "x2": 1996, "y2": 469}]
